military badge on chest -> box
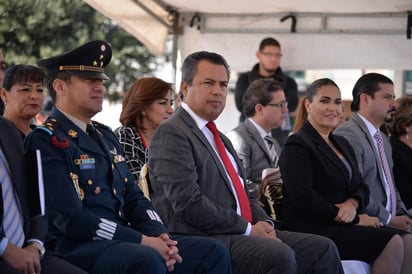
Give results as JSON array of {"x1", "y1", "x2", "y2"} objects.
[
  {"x1": 69, "y1": 172, "x2": 84, "y2": 200},
  {"x1": 110, "y1": 147, "x2": 125, "y2": 163},
  {"x1": 74, "y1": 154, "x2": 96, "y2": 170}
]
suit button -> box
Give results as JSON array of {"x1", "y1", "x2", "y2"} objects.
[
  {"x1": 113, "y1": 188, "x2": 117, "y2": 195},
  {"x1": 118, "y1": 211, "x2": 122, "y2": 217},
  {"x1": 124, "y1": 177, "x2": 128, "y2": 183},
  {"x1": 88, "y1": 179, "x2": 93, "y2": 185}
]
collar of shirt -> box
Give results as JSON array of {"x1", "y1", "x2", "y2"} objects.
[
  {"x1": 57, "y1": 107, "x2": 88, "y2": 133},
  {"x1": 248, "y1": 118, "x2": 271, "y2": 140},
  {"x1": 356, "y1": 113, "x2": 380, "y2": 146}
]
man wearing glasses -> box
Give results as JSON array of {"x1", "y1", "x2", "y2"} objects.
[
  {"x1": 234, "y1": 37, "x2": 298, "y2": 146},
  {"x1": 0, "y1": 49, "x2": 6, "y2": 115},
  {"x1": 227, "y1": 79, "x2": 288, "y2": 199}
]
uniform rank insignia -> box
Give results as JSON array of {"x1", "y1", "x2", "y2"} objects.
[
  {"x1": 74, "y1": 154, "x2": 96, "y2": 170},
  {"x1": 68, "y1": 129, "x2": 78, "y2": 138}
]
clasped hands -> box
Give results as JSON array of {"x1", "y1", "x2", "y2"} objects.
[
  {"x1": 141, "y1": 233, "x2": 183, "y2": 272},
  {"x1": 335, "y1": 199, "x2": 382, "y2": 228},
  {"x1": 334, "y1": 199, "x2": 357, "y2": 223}
]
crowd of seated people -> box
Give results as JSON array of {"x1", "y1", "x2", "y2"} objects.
[{"x1": 1, "y1": 39, "x2": 411, "y2": 274}]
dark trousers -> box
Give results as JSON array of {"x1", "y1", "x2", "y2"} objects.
[
  {"x1": 0, "y1": 253, "x2": 87, "y2": 274},
  {"x1": 88, "y1": 235, "x2": 231, "y2": 274},
  {"x1": 212, "y1": 230, "x2": 344, "y2": 274}
]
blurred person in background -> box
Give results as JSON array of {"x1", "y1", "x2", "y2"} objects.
[
  {"x1": 0, "y1": 65, "x2": 45, "y2": 138},
  {"x1": 387, "y1": 96, "x2": 412, "y2": 212},
  {"x1": 35, "y1": 97, "x2": 53, "y2": 125},
  {"x1": 115, "y1": 77, "x2": 174, "y2": 185}
]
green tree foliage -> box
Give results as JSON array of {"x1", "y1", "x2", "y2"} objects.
[{"x1": 0, "y1": 0, "x2": 166, "y2": 101}]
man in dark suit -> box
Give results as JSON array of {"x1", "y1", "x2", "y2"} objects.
[
  {"x1": 334, "y1": 73, "x2": 412, "y2": 231},
  {"x1": 25, "y1": 40, "x2": 231, "y2": 274},
  {"x1": 226, "y1": 79, "x2": 286, "y2": 197},
  {"x1": 148, "y1": 51, "x2": 343, "y2": 274},
  {"x1": 0, "y1": 116, "x2": 86, "y2": 274}
]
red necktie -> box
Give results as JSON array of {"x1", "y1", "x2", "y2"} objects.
[
  {"x1": 374, "y1": 131, "x2": 396, "y2": 216},
  {"x1": 206, "y1": 122, "x2": 252, "y2": 222}
]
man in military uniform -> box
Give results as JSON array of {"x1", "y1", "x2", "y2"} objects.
[{"x1": 24, "y1": 40, "x2": 231, "y2": 274}]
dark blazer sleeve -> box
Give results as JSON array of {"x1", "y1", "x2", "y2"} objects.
[{"x1": 0, "y1": 117, "x2": 47, "y2": 244}]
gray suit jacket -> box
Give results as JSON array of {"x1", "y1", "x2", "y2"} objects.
[
  {"x1": 334, "y1": 113, "x2": 408, "y2": 223},
  {"x1": 226, "y1": 119, "x2": 281, "y2": 196},
  {"x1": 148, "y1": 108, "x2": 269, "y2": 236}
]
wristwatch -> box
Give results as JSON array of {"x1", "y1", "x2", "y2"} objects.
[{"x1": 28, "y1": 242, "x2": 45, "y2": 258}]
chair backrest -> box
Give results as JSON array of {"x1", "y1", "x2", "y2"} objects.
[
  {"x1": 258, "y1": 168, "x2": 283, "y2": 220},
  {"x1": 138, "y1": 163, "x2": 152, "y2": 200}
]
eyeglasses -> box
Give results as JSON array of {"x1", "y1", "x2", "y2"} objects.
[
  {"x1": 267, "y1": 101, "x2": 288, "y2": 109},
  {"x1": 260, "y1": 52, "x2": 283, "y2": 58}
]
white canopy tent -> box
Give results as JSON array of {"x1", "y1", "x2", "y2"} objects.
[{"x1": 83, "y1": 0, "x2": 412, "y2": 72}]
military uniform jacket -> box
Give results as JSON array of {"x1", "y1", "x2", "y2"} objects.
[{"x1": 24, "y1": 108, "x2": 166, "y2": 270}]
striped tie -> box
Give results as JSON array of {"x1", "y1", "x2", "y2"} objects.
[
  {"x1": 0, "y1": 149, "x2": 24, "y2": 247},
  {"x1": 373, "y1": 131, "x2": 396, "y2": 216},
  {"x1": 264, "y1": 135, "x2": 278, "y2": 165}
]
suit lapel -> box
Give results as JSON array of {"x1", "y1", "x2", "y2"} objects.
[
  {"x1": 303, "y1": 122, "x2": 350, "y2": 182},
  {"x1": 352, "y1": 114, "x2": 387, "y2": 187},
  {"x1": 244, "y1": 120, "x2": 273, "y2": 164},
  {"x1": 52, "y1": 110, "x2": 107, "y2": 157},
  {"x1": 178, "y1": 109, "x2": 245, "y2": 193}
]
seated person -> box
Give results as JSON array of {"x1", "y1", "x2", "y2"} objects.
[
  {"x1": 387, "y1": 96, "x2": 412, "y2": 212},
  {"x1": 226, "y1": 79, "x2": 286, "y2": 197},
  {"x1": 25, "y1": 40, "x2": 231, "y2": 274},
  {"x1": 1, "y1": 116, "x2": 86, "y2": 274},
  {"x1": 1, "y1": 65, "x2": 45, "y2": 137},
  {"x1": 279, "y1": 78, "x2": 410, "y2": 273},
  {"x1": 115, "y1": 77, "x2": 174, "y2": 187},
  {"x1": 149, "y1": 50, "x2": 344, "y2": 274}
]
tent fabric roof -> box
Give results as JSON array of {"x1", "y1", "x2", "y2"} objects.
[
  {"x1": 83, "y1": 0, "x2": 412, "y2": 70},
  {"x1": 162, "y1": 0, "x2": 410, "y2": 13}
]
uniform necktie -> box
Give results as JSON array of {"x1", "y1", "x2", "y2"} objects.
[
  {"x1": 264, "y1": 135, "x2": 278, "y2": 165},
  {"x1": 86, "y1": 124, "x2": 99, "y2": 144},
  {"x1": 0, "y1": 149, "x2": 24, "y2": 247},
  {"x1": 206, "y1": 122, "x2": 252, "y2": 222},
  {"x1": 374, "y1": 131, "x2": 396, "y2": 216}
]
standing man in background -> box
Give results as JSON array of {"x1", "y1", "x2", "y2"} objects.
[{"x1": 235, "y1": 37, "x2": 298, "y2": 146}]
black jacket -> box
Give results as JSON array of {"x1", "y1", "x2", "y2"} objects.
[{"x1": 234, "y1": 63, "x2": 298, "y2": 121}]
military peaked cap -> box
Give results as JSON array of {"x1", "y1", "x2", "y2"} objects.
[{"x1": 37, "y1": 40, "x2": 112, "y2": 80}]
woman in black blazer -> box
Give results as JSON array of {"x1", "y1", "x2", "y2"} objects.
[{"x1": 279, "y1": 78, "x2": 407, "y2": 273}]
